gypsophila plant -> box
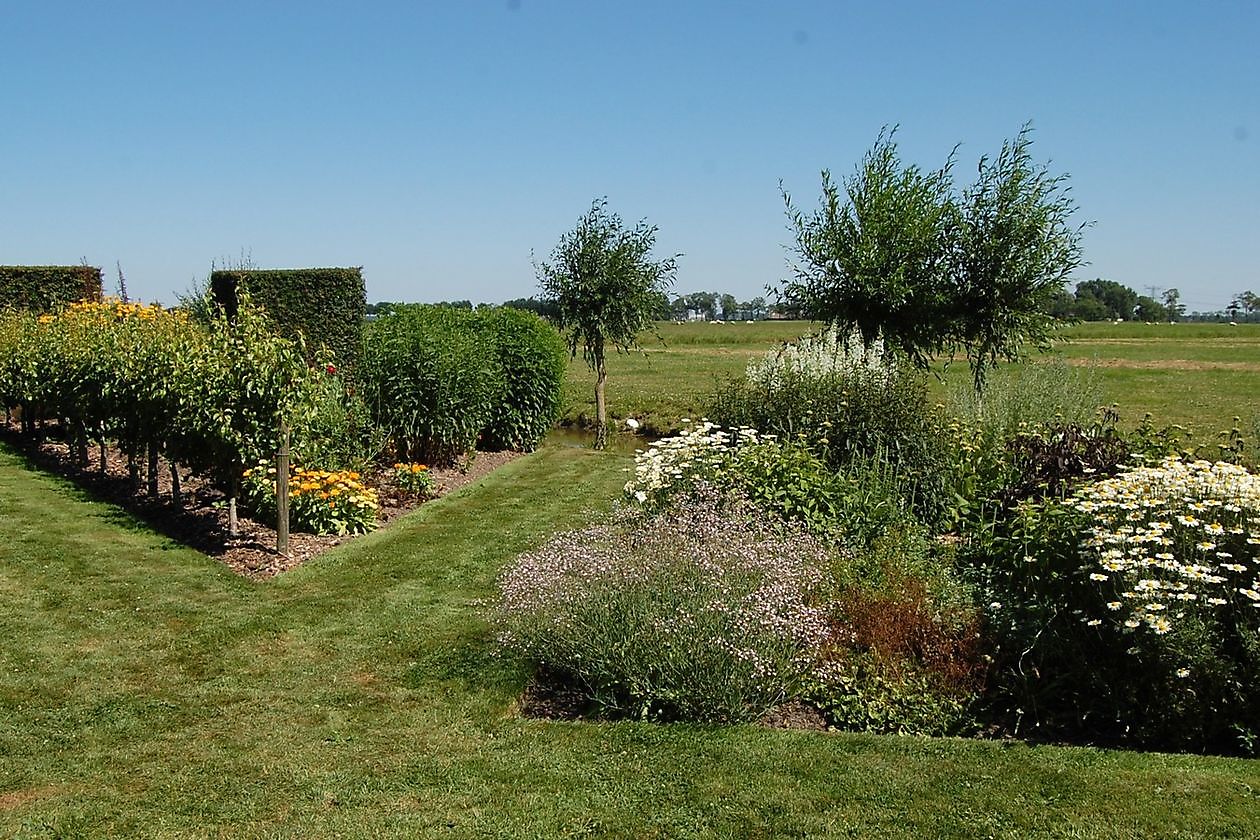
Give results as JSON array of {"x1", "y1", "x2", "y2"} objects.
[{"x1": 494, "y1": 491, "x2": 834, "y2": 722}]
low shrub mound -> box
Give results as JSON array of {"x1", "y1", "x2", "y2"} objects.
[{"x1": 495, "y1": 491, "x2": 834, "y2": 723}]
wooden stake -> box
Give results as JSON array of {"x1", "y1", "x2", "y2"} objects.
[{"x1": 276, "y1": 421, "x2": 290, "y2": 557}]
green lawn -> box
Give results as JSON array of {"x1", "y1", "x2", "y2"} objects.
[
  {"x1": 561, "y1": 321, "x2": 1260, "y2": 436},
  {"x1": 3, "y1": 441, "x2": 1259, "y2": 838}
]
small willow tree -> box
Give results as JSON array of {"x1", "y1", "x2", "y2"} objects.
[
  {"x1": 781, "y1": 125, "x2": 1086, "y2": 393},
  {"x1": 536, "y1": 199, "x2": 678, "y2": 449}
]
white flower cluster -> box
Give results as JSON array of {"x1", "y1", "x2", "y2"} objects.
[
  {"x1": 623, "y1": 419, "x2": 767, "y2": 503},
  {"x1": 745, "y1": 323, "x2": 890, "y2": 391},
  {"x1": 1071, "y1": 456, "x2": 1260, "y2": 635}
]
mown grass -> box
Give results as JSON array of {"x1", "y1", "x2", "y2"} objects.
[
  {"x1": 560, "y1": 321, "x2": 1260, "y2": 436},
  {"x1": 3, "y1": 442, "x2": 1260, "y2": 838}
]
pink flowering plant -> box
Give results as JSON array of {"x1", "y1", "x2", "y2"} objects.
[{"x1": 493, "y1": 490, "x2": 835, "y2": 722}]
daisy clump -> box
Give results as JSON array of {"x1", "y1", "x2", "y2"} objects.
[{"x1": 1071, "y1": 456, "x2": 1260, "y2": 637}]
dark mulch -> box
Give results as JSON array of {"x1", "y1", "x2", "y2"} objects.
[{"x1": 0, "y1": 421, "x2": 520, "y2": 579}]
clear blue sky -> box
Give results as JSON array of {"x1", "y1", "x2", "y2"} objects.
[{"x1": 2, "y1": 1, "x2": 1256, "y2": 312}]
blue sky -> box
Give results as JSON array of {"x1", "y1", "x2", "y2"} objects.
[{"x1": 2, "y1": 1, "x2": 1256, "y2": 311}]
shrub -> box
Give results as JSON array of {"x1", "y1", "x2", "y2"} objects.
[
  {"x1": 290, "y1": 366, "x2": 386, "y2": 472},
  {"x1": 211, "y1": 268, "x2": 366, "y2": 372},
  {"x1": 625, "y1": 419, "x2": 918, "y2": 549},
  {"x1": 0, "y1": 265, "x2": 102, "y2": 312},
  {"x1": 494, "y1": 492, "x2": 834, "y2": 723},
  {"x1": 963, "y1": 456, "x2": 1260, "y2": 754},
  {"x1": 804, "y1": 512, "x2": 984, "y2": 736},
  {"x1": 474, "y1": 307, "x2": 566, "y2": 451},
  {"x1": 1068, "y1": 457, "x2": 1260, "y2": 752},
  {"x1": 359, "y1": 305, "x2": 504, "y2": 465},
  {"x1": 710, "y1": 324, "x2": 952, "y2": 527}
]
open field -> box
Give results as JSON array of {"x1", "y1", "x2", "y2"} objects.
[
  {"x1": 560, "y1": 321, "x2": 1260, "y2": 435},
  {"x1": 2, "y1": 442, "x2": 1259, "y2": 838}
]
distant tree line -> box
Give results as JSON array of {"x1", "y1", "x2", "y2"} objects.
[
  {"x1": 1043, "y1": 280, "x2": 1183, "y2": 322},
  {"x1": 1042, "y1": 281, "x2": 1259, "y2": 323},
  {"x1": 367, "y1": 294, "x2": 804, "y2": 324}
]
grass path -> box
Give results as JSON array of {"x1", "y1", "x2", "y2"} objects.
[{"x1": 2, "y1": 443, "x2": 1259, "y2": 838}]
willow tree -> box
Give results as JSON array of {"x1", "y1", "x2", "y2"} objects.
[
  {"x1": 781, "y1": 125, "x2": 1086, "y2": 392},
  {"x1": 536, "y1": 199, "x2": 677, "y2": 449}
]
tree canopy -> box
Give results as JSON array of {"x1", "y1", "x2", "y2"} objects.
[{"x1": 780, "y1": 126, "x2": 1087, "y2": 391}]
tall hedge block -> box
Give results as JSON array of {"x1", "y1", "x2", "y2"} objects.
[
  {"x1": 0, "y1": 266, "x2": 103, "y2": 312},
  {"x1": 210, "y1": 268, "x2": 366, "y2": 370}
]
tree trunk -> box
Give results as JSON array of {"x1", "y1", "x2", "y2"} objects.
[
  {"x1": 98, "y1": 436, "x2": 108, "y2": 475},
  {"x1": 594, "y1": 353, "x2": 608, "y2": 450},
  {"x1": 147, "y1": 441, "x2": 159, "y2": 497},
  {"x1": 170, "y1": 459, "x2": 181, "y2": 503}
]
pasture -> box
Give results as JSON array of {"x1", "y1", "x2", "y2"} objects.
[
  {"x1": 560, "y1": 321, "x2": 1260, "y2": 436},
  {"x1": 2, "y1": 321, "x2": 1259, "y2": 837}
]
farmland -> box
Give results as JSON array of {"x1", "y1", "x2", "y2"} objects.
[{"x1": 560, "y1": 321, "x2": 1260, "y2": 436}]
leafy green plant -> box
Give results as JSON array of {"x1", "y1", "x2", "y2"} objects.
[
  {"x1": 290, "y1": 366, "x2": 386, "y2": 472},
  {"x1": 360, "y1": 304, "x2": 503, "y2": 465},
  {"x1": 474, "y1": 306, "x2": 566, "y2": 451},
  {"x1": 391, "y1": 462, "x2": 434, "y2": 498}
]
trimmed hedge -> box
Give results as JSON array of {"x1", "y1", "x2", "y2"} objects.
[
  {"x1": 211, "y1": 268, "x2": 366, "y2": 371},
  {"x1": 0, "y1": 266, "x2": 103, "y2": 312},
  {"x1": 475, "y1": 307, "x2": 567, "y2": 451}
]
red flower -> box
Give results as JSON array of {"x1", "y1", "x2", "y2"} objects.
[{"x1": 326, "y1": 364, "x2": 337, "y2": 375}]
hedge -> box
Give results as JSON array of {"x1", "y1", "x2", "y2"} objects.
[
  {"x1": 211, "y1": 268, "x2": 366, "y2": 371},
  {"x1": 0, "y1": 266, "x2": 103, "y2": 312}
]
